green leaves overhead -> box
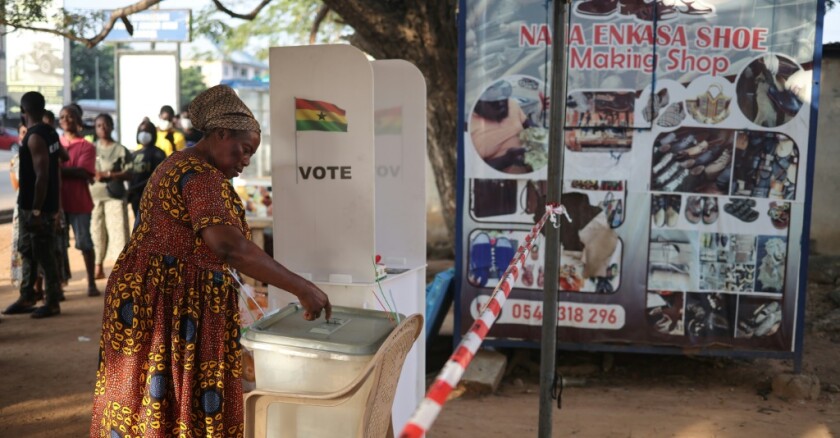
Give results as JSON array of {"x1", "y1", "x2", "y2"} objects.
[
  {"x1": 193, "y1": 0, "x2": 350, "y2": 60},
  {"x1": 180, "y1": 66, "x2": 207, "y2": 110},
  {"x1": 70, "y1": 42, "x2": 115, "y2": 101}
]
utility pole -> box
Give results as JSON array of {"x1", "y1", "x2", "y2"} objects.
[{"x1": 539, "y1": 0, "x2": 568, "y2": 436}]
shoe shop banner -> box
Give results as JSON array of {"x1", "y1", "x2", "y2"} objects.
[{"x1": 456, "y1": 0, "x2": 823, "y2": 356}]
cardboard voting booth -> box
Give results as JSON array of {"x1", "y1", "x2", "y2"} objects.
[{"x1": 267, "y1": 44, "x2": 427, "y2": 433}]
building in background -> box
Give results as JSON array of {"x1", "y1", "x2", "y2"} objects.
[
  {"x1": 182, "y1": 45, "x2": 268, "y2": 89},
  {"x1": 0, "y1": 0, "x2": 70, "y2": 128}
]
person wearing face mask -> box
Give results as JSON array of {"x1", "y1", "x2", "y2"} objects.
[
  {"x1": 90, "y1": 85, "x2": 331, "y2": 437},
  {"x1": 152, "y1": 104, "x2": 186, "y2": 156},
  {"x1": 179, "y1": 109, "x2": 203, "y2": 147},
  {"x1": 127, "y1": 120, "x2": 166, "y2": 227}
]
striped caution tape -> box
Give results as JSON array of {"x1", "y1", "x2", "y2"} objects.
[{"x1": 400, "y1": 204, "x2": 569, "y2": 438}]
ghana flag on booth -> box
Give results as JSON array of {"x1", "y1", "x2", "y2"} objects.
[
  {"x1": 295, "y1": 98, "x2": 348, "y2": 132},
  {"x1": 374, "y1": 106, "x2": 402, "y2": 135}
]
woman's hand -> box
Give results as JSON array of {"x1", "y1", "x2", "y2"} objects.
[
  {"x1": 296, "y1": 280, "x2": 332, "y2": 321},
  {"x1": 201, "y1": 224, "x2": 333, "y2": 322}
]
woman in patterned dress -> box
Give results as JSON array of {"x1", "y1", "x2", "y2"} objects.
[{"x1": 91, "y1": 85, "x2": 331, "y2": 438}]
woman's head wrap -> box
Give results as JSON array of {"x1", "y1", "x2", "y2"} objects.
[{"x1": 189, "y1": 85, "x2": 261, "y2": 133}]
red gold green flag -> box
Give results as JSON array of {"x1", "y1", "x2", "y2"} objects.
[
  {"x1": 374, "y1": 106, "x2": 403, "y2": 135},
  {"x1": 295, "y1": 98, "x2": 348, "y2": 132}
]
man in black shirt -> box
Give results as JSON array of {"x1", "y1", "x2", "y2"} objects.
[{"x1": 3, "y1": 91, "x2": 64, "y2": 318}]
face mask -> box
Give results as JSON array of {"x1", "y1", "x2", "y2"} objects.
[
  {"x1": 158, "y1": 119, "x2": 172, "y2": 131},
  {"x1": 180, "y1": 118, "x2": 193, "y2": 130},
  {"x1": 137, "y1": 131, "x2": 154, "y2": 145}
]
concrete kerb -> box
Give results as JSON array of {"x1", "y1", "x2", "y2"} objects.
[{"x1": 0, "y1": 209, "x2": 12, "y2": 225}]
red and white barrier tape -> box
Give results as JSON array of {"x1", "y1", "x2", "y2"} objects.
[{"x1": 400, "y1": 204, "x2": 569, "y2": 438}]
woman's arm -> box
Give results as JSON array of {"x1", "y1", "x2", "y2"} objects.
[{"x1": 201, "y1": 224, "x2": 332, "y2": 321}]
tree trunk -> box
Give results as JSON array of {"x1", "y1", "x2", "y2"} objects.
[{"x1": 321, "y1": 1, "x2": 459, "y2": 244}]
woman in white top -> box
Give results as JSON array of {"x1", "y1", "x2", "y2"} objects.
[{"x1": 90, "y1": 113, "x2": 132, "y2": 280}]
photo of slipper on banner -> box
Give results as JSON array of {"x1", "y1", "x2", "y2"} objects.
[
  {"x1": 649, "y1": 193, "x2": 792, "y2": 231},
  {"x1": 646, "y1": 291, "x2": 783, "y2": 341},
  {"x1": 650, "y1": 127, "x2": 798, "y2": 199}
]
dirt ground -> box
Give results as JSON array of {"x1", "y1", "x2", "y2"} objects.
[{"x1": 0, "y1": 221, "x2": 838, "y2": 437}]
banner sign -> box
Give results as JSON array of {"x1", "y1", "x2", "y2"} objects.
[
  {"x1": 457, "y1": 0, "x2": 822, "y2": 354},
  {"x1": 4, "y1": 0, "x2": 67, "y2": 116},
  {"x1": 105, "y1": 9, "x2": 191, "y2": 43}
]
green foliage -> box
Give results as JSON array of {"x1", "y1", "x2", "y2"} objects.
[
  {"x1": 71, "y1": 46, "x2": 206, "y2": 110},
  {"x1": 180, "y1": 66, "x2": 207, "y2": 111},
  {"x1": 3, "y1": 0, "x2": 107, "y2": 39},
  {"x1": 70, "y1": 41, "x2": 115, "y2": 100},
  {"x1": 193, "y1": 0, "x2": 351, "y2": 60},
  {"x1": 1, "y1": 0, "x2": 51, "y2": 25}
]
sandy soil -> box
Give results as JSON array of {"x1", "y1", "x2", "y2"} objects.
[{"x1": 0, "y1": 221, "x2": 838, "y2": 437}]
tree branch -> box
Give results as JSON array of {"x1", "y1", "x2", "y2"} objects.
[
  {"x1": 309, "y1": 4, "x2": 330, "y2": 45},
  {"x1": 0, "y1": 0, "x2": 162, "y2": 48},
  {"x1": 211, "y1": 0, "x2": 273, "y2": 20}
]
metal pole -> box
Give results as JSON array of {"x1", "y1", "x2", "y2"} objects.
[{"x1": 539, "y1": 0, "x2": 567, "y2": 436}]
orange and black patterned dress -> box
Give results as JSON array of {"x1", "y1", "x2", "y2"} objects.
[{"x1": 91, "y1": 150, "x2": 250, "y2": 438}]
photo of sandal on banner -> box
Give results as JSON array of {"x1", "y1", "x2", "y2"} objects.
[
  {"x1": 736, "y1": 53, "x2": 807, "y2": 128},
  {"x1": 730, "y1": 131, "x2": 798, "y2": 200},
  {"x1": 650, "y1": 127, "x2": 735, "y2": 194}
]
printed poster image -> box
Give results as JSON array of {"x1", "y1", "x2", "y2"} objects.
[
  {"x1": 468, "y1": 75, "x2": 550, "y2": 176},
  {"x1": 3, "y1": 0, "x2": 67, "y2": 115},
  {"x1": 457, "y1": 0, "x2": 820, "y2": 354}
]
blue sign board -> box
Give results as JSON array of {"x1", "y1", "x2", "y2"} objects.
[{"x1": 105, "y1": 9, "x2": 191, "y2": 42}]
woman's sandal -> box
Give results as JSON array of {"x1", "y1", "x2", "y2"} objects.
[
  {"x1": 685, "y1": 196, "x2": 703, "y2": 224},
  {"x1": 724, "y1": 198, "x2": 759, "y2": 222},
  {"x1": 702, "y1": 197, "x2": 719, "y2": 224},
  {"x1": 768, "y1": 202, "x2": 791, "y2": 229}
]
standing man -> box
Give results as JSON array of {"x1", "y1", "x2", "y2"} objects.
[
  {"x1": 155, "y1": 104, "x2": 186, "y2": 155},
  {"x1": 59, "y1": 105, "x2": 101, "y2": 297},
  {"x1": 2, "y1": 91, "x2": 63, "y2": 318}
]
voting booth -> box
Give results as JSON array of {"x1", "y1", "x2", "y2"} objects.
[{"x1": 267, "y1": 44, "x2": 427, "y2": 432}]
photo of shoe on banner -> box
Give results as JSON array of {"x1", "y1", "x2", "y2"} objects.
[{"x1": 457, "y1": 0, "x2": 821, "y2": 359}]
